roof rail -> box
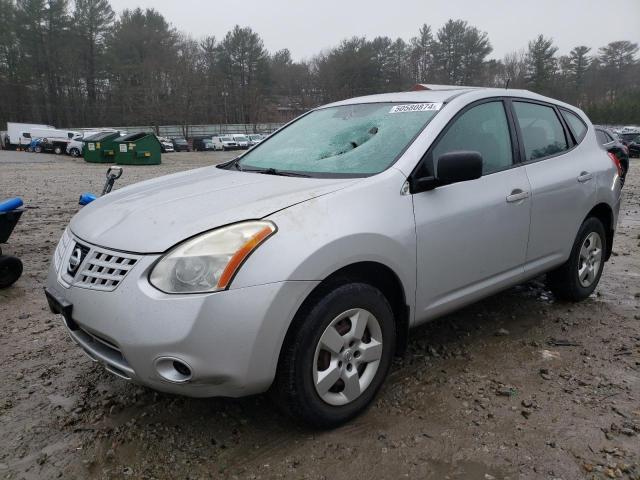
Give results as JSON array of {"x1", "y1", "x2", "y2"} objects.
[{"x1": 410, "y1": 84, "x2": 483, "y2": 91}]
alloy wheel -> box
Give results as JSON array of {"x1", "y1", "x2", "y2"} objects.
[
  {"x1": 313, "y1": 308, "x2": 383, "y2": 406},
  {"x1": 578, "y1": 232, "x2": 602, "y2": 288}
]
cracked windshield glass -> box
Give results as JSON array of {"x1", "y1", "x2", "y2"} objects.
[{"x1": 238, "y1": 102, "x2": 440, "y2": 175}]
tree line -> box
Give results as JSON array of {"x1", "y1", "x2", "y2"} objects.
[{"x1": 0, "y1": 0, "x2": 638, "y2": 131}]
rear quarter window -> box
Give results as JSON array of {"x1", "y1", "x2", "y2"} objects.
[
  {"x1": 561, "y1": 110, "x2": 588, "y2": 143},
  {"x1": 595, "y1": 130, "x2": 609, "y2": 145}
]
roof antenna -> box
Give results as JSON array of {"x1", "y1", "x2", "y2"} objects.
[{"x1": 505, "y1": 78, "x2": 511, "y2": 90}]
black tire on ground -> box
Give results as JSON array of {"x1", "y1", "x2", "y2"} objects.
[
  {"x1": 34, "y1": 146, "x2": 42, "y2": 153},
  {"x1": 0, "y1": 255, "x2": 23, "y2": 289},
  {"x1": 70, "y1": 148, "x2": 80, "y2": 157},
  {"x1": 54, "y1": 146, "x2": 63, "y2": 155},
  {"x1": 274, "y1": 282, "x2": 395, "y2": 428},
  {"x1": 547, "y1": 217, "x2": 607, "y2": 302}
]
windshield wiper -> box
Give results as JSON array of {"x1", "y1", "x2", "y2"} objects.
[{"x1": 245, "y1": 167, "x2": 311, "y2": 178}]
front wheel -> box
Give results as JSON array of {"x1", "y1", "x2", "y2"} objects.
[
  {"x1": 275, "y1": 282, "x2": 395, "y2": 428},
  {"x1": 547, "y1": 217, "x2": 606, "y2": 301},
  {"x1": 54, "y1": 146, "x2": 63, "y2": 155},
  {"x1": 69, "y1": 148, "x2": 80, "y2": 157}
]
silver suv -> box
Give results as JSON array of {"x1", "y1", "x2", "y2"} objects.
[{"x1": 45, "y1": 87, "x2": 622, "y2": 428}]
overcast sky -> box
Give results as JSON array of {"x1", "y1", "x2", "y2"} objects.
[{"x1": 108, "y1": 0, "x2": 640, "y2": 61}]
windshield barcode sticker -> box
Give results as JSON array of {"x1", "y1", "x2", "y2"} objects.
[{"x1": 389, "y1": 103, "x2": 443, "y2": 113}]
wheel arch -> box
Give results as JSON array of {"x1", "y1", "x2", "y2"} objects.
[
  {"x1": 585, "y1": 202, "x2": 614, "y2": 260},
  {"x1": 279, "y1": 261, "x2": 410, "y2": 364}
]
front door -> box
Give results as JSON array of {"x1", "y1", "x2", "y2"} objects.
[{"x1": 412, "y1": 99, "x2": 532, "y2": 323}]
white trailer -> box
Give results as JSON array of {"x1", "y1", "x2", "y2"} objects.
[
  {"x1": 30, "y1": 128, "x2": 81, "y2": 141},
  {"x1": 6, "y1": 122, "x2": 55, "y2": 148}
]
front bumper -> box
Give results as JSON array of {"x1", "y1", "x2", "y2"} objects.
[{"x1": 46, "y1": 245, "x2": 318, "y2": 397}]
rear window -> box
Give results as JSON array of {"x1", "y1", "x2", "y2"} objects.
[
  {"x1": 561, "y1": 110, "x2": 587, "y2": 143},
  {"x1": 513, "y1": 102, "x2": 568, "y2": 161}
]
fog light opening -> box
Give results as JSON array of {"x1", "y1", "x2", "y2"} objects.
[
  {"x1": 154, "y1": 357, "x2": 193, "y2": 383},
  {"x1": 173, "y1": 360, "x2": 191, "y2": 377}
]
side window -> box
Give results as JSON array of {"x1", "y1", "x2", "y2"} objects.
[
  {"x1": 604, "y1": 132, "x2": 615, "y2": 143},
  {"x1": 561, "y1": 110, "x2": 587, "y2": 143},
  {"x1": 513, "y1": 102, "x2": 568, "y2": 161},
  {"x1": 595, "y1": 130, "x2": 609, "y2": 145},
  {"x1": 431, "y1": 101, "x2": 513, "y2": 175}
]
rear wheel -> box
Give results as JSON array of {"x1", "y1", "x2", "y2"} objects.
[
  {"x1": 547, "y1": 217, "x2": 606, "y2": 301},
  {"x1": 34, "y1": 145, "x2": 42, "y2": 153},
  {"x1": 0, "y1": 255, "x2": 23, "y2": 289},
  {"x1": 275, "y1": 282, "x2": 395, "y2": 428},
  {"x1": 54, "y1": 146, "x2": 63, "y2": 155},
  {"x1": 69, "y1": 148, "x2": 80, "y2": 157}
]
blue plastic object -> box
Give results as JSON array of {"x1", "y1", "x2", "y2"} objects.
[
  {"x1": 78, "y1": 193, "x2": 97, "y2": 206},
  {"x1": 0, "y1": 197, "x2": 23, "y2": 213}
]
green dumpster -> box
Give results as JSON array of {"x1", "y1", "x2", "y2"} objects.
[
  {"x1": 83, "y1": 132, "x2": 121, "y2": 163},
  {"x1": 113, "y1": 132, "x2": 162, "y2": 165}
]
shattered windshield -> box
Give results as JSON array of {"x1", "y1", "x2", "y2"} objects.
[{"x1": 237, "y1": 102, "x2": 440, "y2": 176}]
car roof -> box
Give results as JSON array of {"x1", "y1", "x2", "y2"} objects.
[{"x1": 321, "y1": 86, "x2": 576, "y2": 111}]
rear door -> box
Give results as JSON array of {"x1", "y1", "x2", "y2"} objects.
[
  {"x1": 511, "y1": 100, "x2": 597, "y2": 274},
  {"x1": 412, "y1": 99, "x2": 531, "y2": 322}
]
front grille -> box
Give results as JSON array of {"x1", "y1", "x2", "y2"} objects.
[
  {"x1": 74, "y1": 249, "x2": 139, "y2": 291},
  {"x1": 55, "y1": 231, "x2": 141, "y2": 292}
]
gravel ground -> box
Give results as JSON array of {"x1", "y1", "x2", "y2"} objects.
[{"x1": 0, "y1": 150, "x2": 638, "y2": 480}]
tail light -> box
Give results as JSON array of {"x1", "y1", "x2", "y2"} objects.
[{"x1": 607, "y1": 152, "x2": 622, "y2": 177}]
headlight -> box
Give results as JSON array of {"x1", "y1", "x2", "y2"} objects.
[{"x1": 149, "y1": 221, "x2": 276, "y2": 294}]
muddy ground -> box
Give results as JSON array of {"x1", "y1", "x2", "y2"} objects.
[{"x1": 0, "y1": 150, "x2": 638, "y2": 480}]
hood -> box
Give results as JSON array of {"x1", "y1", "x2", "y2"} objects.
[{"x1": 70, "y1": 166, "x2": 355, "y2": 253}]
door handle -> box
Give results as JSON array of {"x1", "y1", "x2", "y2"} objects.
[
  {"x1": 506, "y1": 189, "x2": 529, "y2": 203},
  {"x1": 577, "y1": 171, "x2": 593, "y2": 183}
]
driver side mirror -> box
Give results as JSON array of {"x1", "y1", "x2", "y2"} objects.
[{"x1": 410, "y1": 151, "x2": 483, "y2": 193}]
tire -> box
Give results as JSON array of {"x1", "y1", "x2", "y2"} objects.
[
  {"x1": 547, "y1": 217, "x2": 606, "y2": 302},
  {"x1": 54, "y1": 146, "x2": 63, "y2": 155},
  {"x1": 69, "y1": 148, "x2": 80, "y2": 157},
  {"x1": 34, "y1": 146, "x2": 42, "y2": 153},
  {"x1": 0, "y1": 255, "x2": 23, "y2": 289},
  {"x1": 275, "y1": 282, "x2": 395, "y2": 428}
]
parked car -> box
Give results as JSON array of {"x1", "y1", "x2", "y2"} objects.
[
  {"x1": 66, "y1": 131, "x2": 102, "y2": 157},
  {"x1": 212, "y1": 135, "x2": 239, "y2": 151},
  {"x1": 595, "y1": 126, "x2": 629, "y2": 184},
  {"x1": 231, "y1": 134, "x2": 250, "y2": 149},
  {"x1": 157, "y1": 136, "x2": 174, "y2": 153},
  {"x1": 247, "y1": 134, "x2": 264, "y2": 146},
  {"x1": 45, "y1": 87, "x2": 622, "y2": 428},
  {"x1": 171, "y1": 138, "x2": 190, "y2": 152},
  {"x1": 66, "y1": 135, "x2": 87, "y2": 157},
  {"x1": 192, "y1": 137, "x2": 215, "y2": 151},
  {"x1": 619, "y1": 133, "x2": 640, "y2": 158}
]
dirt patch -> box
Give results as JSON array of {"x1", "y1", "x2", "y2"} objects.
[{"x1": 0, "y1": 151, "x2": 638, "y2": 479}]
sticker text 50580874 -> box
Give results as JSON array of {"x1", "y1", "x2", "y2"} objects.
[{"x1": 389, "y1": 103, "x2": 443, "y2": 113}]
